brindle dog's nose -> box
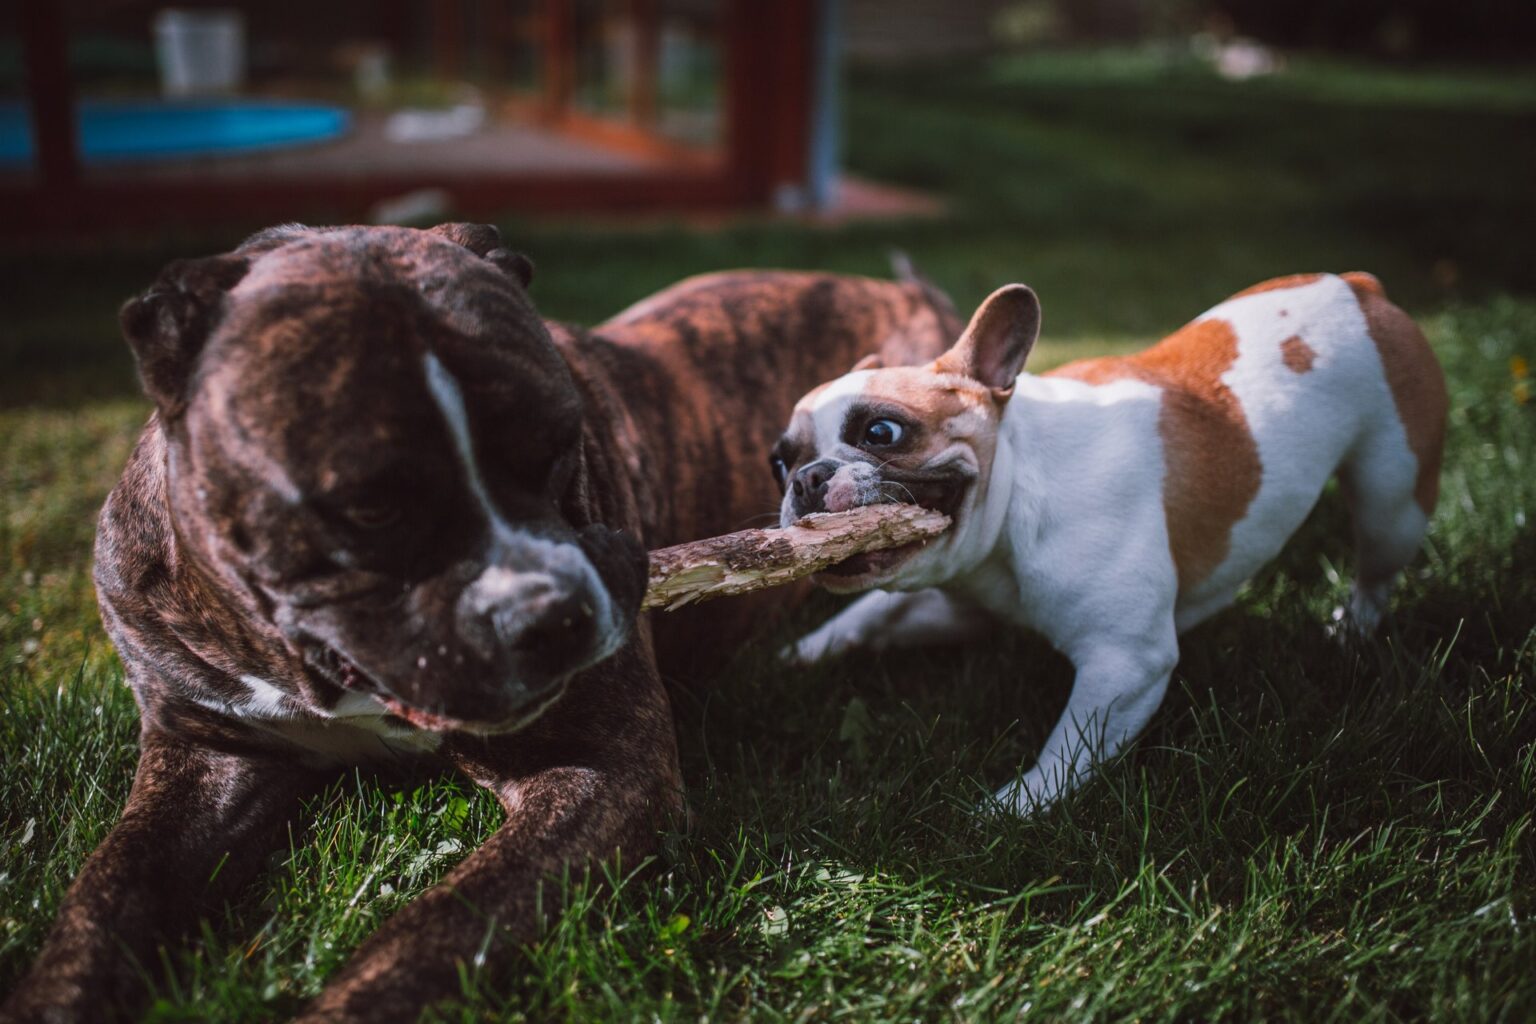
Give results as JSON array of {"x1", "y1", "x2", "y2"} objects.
[
  {"x1": 497, "y1": 590, "x2": 598, "y2": 688},
  {"x1": 791, "y1": 460, "x2": 836, "y2": 513}
]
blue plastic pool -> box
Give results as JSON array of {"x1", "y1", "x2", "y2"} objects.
[{"x1": 0, "y1": 99, "x2": 350, "y2": 166}]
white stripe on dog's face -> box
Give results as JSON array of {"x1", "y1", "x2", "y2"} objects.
[
  {"x1": 424, "y1": 352, "x2": 523, "y2": 547},
  {"x1": 776, "y1": 370, "x2": 878, "y2": 526},
  {"x1": 422, "y1": 353, "x2": 624, "y2": 663},
  {"x1": 802, "y1": 369, "x2": 877, "y2": 454}
]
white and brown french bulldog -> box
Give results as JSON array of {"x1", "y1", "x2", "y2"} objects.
[{"x1": 771, "y1": 272, "x2": 1447, "y2": 814}]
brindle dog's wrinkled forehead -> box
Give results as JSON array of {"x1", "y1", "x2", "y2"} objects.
[{"x1": 190, "y1": 228, "x2": 582, "y2": 506}]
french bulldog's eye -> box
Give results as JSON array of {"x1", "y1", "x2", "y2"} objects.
[
  {"x1": 769, "y1": 455, "x2": 789, "y2": 489},
  {"x1": 862, "y1": 419, "x2": 904, "y2": 447},
  {"x1": 344, "y1": 504, "x2": 403, "y2": 530}
]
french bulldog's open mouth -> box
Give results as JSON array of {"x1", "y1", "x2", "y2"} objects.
[
  {"x1": 818, "y1": 540, "x2": 928, "y2": 580},
  {"x1": 879, "y1": 469, "x2": 969, "y2": 521},
  {"x1": 816, "y1": 468, "x2": 968, "y2": 585}
]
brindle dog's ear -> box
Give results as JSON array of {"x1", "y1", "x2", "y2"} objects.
[
  {"x1": 119, "y1": 255, "x2": 250, "y2": 418},
  {"x1": 428, "y1": 222, "x2": 534, "y2": 290}
]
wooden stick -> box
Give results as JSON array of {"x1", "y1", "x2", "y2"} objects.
[{"x1": 642, "y1": 505, "x2": 951, "y2": 611}]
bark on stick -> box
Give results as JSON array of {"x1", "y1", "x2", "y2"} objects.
[{"x1": 642, "y1": 505, "x2": 951, "y2": 612}]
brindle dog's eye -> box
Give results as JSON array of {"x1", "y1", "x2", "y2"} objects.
[
  {"x1": 769, "y1": 455, "x2": 789, "y2": 489},
  {"x1": 862, "y1": 419, "x2": 904, "y2": 447},
  {"x1": 344, "y1": 504, "x2": 403, "y2": 531}
]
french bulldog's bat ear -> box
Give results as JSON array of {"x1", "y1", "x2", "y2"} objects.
[
  {"x1": 119, "y1": 254, "x2": 250, "y2": 418},
  {"x1": 852, "y1": 352, "x2": 884, "y2": 372},
  {"x1": 937, "y1": 284, "x2": 1040, "y2": 397},
  {"x1": 429, "y1": 222, "x2": 534, "y2": 289}
]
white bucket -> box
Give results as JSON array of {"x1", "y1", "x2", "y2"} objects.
[{"x1": 154, "y1": 9, "x2": 246, "y2": 97}]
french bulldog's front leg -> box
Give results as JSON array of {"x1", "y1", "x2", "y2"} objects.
[
  {"x1": 784, "y1": 589, "x2": 987, "y2": 665},
  {"x1": 1, "y1": 734, "x2": 324, "y2": 1024},
  {"x1": 296, "y1": 646, "x2": 680, "y2": 1023},
  {"x1": 990, "y1": 637, "x2": 1178, "y2": 816}
]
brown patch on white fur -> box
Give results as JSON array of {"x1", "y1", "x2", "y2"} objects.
[
  {"x1": 1340, "y1": 270, "x2": 1386, "y2": 297},
  {"x1": 1342, "y1": 272, "x2": 1447, "y2": 516},
  {"x1": 866, "y1": 366, "x2": 988, "y2": 413},
  {"x1": 1049, "y1": 318, "x2": 1261, "y2": 589},
  {"x1": 1280, "y1": 335, "x2": 1316, "y2": 373},
  {"x1": 1232, "y1": 273, "x2": 1324, "y2": 298}
]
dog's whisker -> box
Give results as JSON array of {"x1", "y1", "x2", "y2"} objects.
[{"x1": 735, "y1": 510, "x2": 784, "y2": 529}]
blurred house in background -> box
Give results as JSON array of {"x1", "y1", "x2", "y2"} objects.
[
  {"x1": 2, "y1": 0, "x2": 842, "y2": 229},
  {"x1": 4, "y1": 0, "x2": 1529, "y2": 232}
]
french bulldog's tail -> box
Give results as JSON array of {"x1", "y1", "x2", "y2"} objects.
[{"x1": 889, "y1": 250, "x2": 964, "y2": 340}]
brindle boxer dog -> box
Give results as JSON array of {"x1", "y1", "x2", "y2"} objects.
[{"x1": 1, "y1": 223, "x2": 958, "y2": 1023}]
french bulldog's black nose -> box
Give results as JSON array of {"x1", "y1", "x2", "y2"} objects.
[{"x1": 791, "y1": 461, "x2": 835, "y2": 511}]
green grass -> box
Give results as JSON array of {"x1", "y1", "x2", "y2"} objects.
[{"x1": 3, "y1": 51, "x2": 1535, "y2": 1021}]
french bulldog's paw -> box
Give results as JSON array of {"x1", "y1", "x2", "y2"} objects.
[
  {"x1": 779, "y1": 634, "x2": 833, "y2": 666},
  {"x1": 1326, "y1": 599, "x2": 1385, "y2": 645},
  {"x1": 1324, "y1": 604, "x2": 1350, "y2": 644},
  {"x1": 980, "y1": 773, "x2": 1063, "y2": 821},
  {"x1": 977, "y1": 782, "x2": 1027, "y2": 821},
  {"x1": 971, "y1": 790, "x2": 1012, "y2": 824}
]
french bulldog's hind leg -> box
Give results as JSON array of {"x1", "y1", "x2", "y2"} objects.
[
  {"x1": 1334, "y1": 430, "x2": 1434, "y2": 636},
  {"x1": 782, "y1": 589, "x2": 986, "y2": 666},
  {"x1": 1332, "y1": 276, "x2": 1445, "y2": 637},
  {"x1": 989, "y1": 640, "x2": 1177, "y2": 817}
]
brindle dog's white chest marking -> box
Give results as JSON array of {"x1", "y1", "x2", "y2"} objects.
[{"x1": 192, "y1": 675, "x2": 444, "y2": 761}]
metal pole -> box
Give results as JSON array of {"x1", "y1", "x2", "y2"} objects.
[{"x1": 805, "y1": 0, "x2": 842, "y2": 211}]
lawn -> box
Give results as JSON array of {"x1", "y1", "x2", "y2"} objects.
[{"x1": 3, "y1": 50, "x2": 1535, "y2": 1021}]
